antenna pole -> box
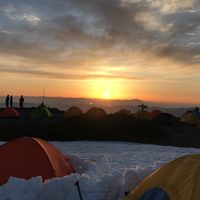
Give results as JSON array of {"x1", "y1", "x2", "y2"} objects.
[{"x1": 42, "y1": 87, "x2": 45, "y2": 104}]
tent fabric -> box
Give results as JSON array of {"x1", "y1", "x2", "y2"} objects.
[
  {"x1": 64, "y1": 106, "x2": 83, "y2": 118},
  {"x1": 0, "y1": 108, "x2": 20, "y2": 118},
  {"x1": 0, "y1": 137, "x2": 75, "y2": 185},
  {"x1": 135, "y1": 110, "x2": 151, "y2": 120},
  {"x1": 150, "y1": 110, "x2": 162, "y2": 119},
  {"x1": 154, "y1": 113, "x2": 177, "y2": 126},
  {"x1": 117, "y1": 109, "x2": 132, "y2": 116},
  {"x1": 194, "y1": 110, "x2": 200, "y2": 118},
  {"x1": 139, "y1": 188, "x2": 170, "y2": 200},
  {"x1": 85, "y1": 107, "x2": 107, "y2": 119},
  {"x1": 31, "y1": 104, "x2": 52, "y2": 119},
  {"x1": 125, "y1": 154, "x2": 200, "y2": 200},
  {"x1": 180, "y1": 111, "x2": 200, "y2": 125}
]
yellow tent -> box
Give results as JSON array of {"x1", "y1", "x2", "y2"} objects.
[
  {"x1": 180, "y1": 111, "x2": 200, "y2": 125},
  {"x1": 135, "y1": 110, "x2": 151, "y2": 120},
  {"x1": 125, "y1": 154, "x2": 200, "y2": 200},
  {"x1": 64, "y1": 106, "x2": 83, "y2": 119}
]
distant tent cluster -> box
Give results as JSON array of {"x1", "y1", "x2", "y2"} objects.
[
  {"x1": 133, "y1": 110, "x2": 178, "y2": 126},
  {"x1": 64, "y1": 106, "x2": 107, "y2": 120},
  {"x1": 2, "y1": 102, "x2": 200, "y2": 129},
  {"x1": 0, "y1": 104, "x2": 52, "y2": 120},
  {"x1": 64, "y1": 105, "x2": 176, "y2": 122},
  {"x1": 64, "y1": 106, "x2": 144, "y2": 119},
  {"x1": 134, "y1": 104, "x2": 171, "y2": 121}
]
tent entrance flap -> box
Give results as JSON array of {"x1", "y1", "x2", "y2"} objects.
[{"x1": 139, "y1": 188, "x2": 170, "y2": 200}]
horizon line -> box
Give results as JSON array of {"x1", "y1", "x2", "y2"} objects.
[{"x1": 0, "y1": 95, "x2": 198, "y2": 107}]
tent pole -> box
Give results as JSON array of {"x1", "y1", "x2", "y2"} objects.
[{"x1": 75, "y1": 181, "x2": 83, "y2": 200}]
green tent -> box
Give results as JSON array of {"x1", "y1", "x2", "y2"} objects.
[{"x1": 31, "y1": 104, "x2": 52, "y2": 119}]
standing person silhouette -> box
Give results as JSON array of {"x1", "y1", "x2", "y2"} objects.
[
  {"x1": 10, "y1": 96, "x2": 13, "y2": 108},
  {"x1": 6, "y1": 95, "x2": 9, "y2": 108},
  {"x1": 19, "y1": 95, "x2": 24, "y2": 108}
]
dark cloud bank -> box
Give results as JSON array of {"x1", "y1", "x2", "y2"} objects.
[{"x1": 0, "y1": 0, "x2": 200, "y2": 79}]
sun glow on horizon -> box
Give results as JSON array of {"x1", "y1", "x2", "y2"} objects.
[
  {"x1": 103, "y1": 91, "x2": 110, "y2": 99},
  {"x1": 87, "y1": 79, "x2": 125, "y2": 100}
]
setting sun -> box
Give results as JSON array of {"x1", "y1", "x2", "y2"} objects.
[
  {"x1": 0, "y1": 0, "x2": 199, "y2": 105},
  {"x1": 103, "y1": 91, "x2": 110, "y2": 99},
  {"x1": 86, "y1": 79, "x2": 125, "y2": 99},
  {"x1": 1, "y1": 0, "x2": 200, "y2": 198}
]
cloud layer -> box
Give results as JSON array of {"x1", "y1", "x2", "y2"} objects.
[{"x1": 0, "y1": 0, "x2": 200, "y2": 81}]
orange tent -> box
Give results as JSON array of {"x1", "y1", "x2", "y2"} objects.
[
  {"x1": 150, "y1": 110, "x2": 162, "y2": 119},
  {"x1": 85, "y1": 107, "x2": 107, "y2": 120},
  {"x1": 0, "y1": 108, "x2": 20, "y2": 118},
  {"x1": 0, "y1": 137, "x2": 75, "y2": 185}
]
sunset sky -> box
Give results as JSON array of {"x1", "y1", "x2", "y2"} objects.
[{"x1": 0, "y1": 0, "x2": 200, "y2": 104}]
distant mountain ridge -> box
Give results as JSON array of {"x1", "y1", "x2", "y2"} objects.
[{"x1": 0, "y1": 96, "x2": 196, "y2": 117}]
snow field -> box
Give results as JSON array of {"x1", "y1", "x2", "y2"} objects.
[{"x1": 0, "y1": 141, "x2": 200, "y2": 200}]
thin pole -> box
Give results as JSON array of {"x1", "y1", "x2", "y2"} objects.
[
  {"x1": 75, "y1": 181, "x2": 83, "y2": 200},
  {"x1": 42, "y1": 87, "x2": 45, "y2": 104}
]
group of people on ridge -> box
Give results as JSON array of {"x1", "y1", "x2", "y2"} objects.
[{"x1": 6, "y1": 95, "x2": 24, "y2": 108}]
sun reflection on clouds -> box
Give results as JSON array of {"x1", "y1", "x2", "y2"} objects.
[
  {"x1": 85, "y1": 79, "x2": 124, "y2": 100},
  {"x1": 0, "y1": 0, "x2": 200, "y2": 104}
]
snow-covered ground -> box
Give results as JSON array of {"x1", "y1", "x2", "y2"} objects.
[{"x1": 1, "y1": 141, "x2": 200, "y2": 200}]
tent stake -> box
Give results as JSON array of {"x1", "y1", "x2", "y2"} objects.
[{"x1": 75, "y1": 181, "x2": 83, "y2": 200}]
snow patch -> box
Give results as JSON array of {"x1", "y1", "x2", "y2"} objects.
[
  {"x1": 0, "y1": 154, "x2": 157, "y2": 200},
  {"x1": 0, "y1": 141, "x2": 200, "y2": 200}
]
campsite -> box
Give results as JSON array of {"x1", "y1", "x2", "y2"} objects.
[
  {"x1": 0, "y1": 103, "x2": 200, "y2": 199},
  {"x1": 0, "y1": 105, "x2": 200, "y2": 148},
  {"x1": 1, "y1": 0, "x2": 200, "y2": 198},
  {"x1": 1, "y1": 101, "x2": 200, "y2": 199}
]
